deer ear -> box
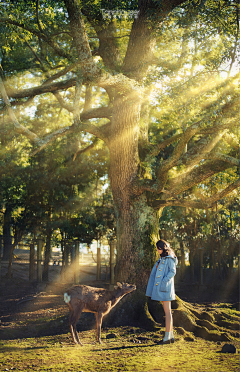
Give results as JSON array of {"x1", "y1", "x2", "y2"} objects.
[{"x1": 116, "y1": 282, "x2": 122, "y2": 288}]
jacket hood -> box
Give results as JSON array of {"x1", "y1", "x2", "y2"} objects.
[{"x1": 165, "y1": 254, "x2": 178, "y2": 265}]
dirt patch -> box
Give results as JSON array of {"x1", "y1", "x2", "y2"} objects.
[
  {"x1": 0, "y1": 260, "x2": 239, "y2": 343},
  {"x1": 0, "y1": 279, "x2": 68, "y2": 338}
]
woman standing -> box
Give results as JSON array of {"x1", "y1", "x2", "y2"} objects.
[{"x1": 146, "y1": 239, "x2": 178, "y2": 344}]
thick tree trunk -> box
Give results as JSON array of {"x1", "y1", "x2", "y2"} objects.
[
  {"x1": 108, "y1": 93, "x2": 139, "y2": 281},
  {"x1": 108, "y1": 93, "x2": 157, "y2": 283},
  {"x1": 114, "y1": 195, "x2": 159, "y2": 283}
]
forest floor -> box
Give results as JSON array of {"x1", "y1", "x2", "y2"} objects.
[{"x1": 0, "y1": 262, "x2": 239, "y2": 371}]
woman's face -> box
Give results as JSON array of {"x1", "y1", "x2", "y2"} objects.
[{"x1": 157, "y1": 247, "x2": 163, "y2": 254}]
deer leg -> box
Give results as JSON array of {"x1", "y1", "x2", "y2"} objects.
[
  {"x1": 69, "y1": 305, "x2": 84, "y2": 346},
  {"x1": 69, "y1": 311, "x2": 78, "y2": 345},
  {"x1": 95, "y1": 312, "x2": 103, "y2": 344}
]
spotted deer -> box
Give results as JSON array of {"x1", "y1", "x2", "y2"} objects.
[{"x1": 64, "y1": 282, "x2": 136, "y2": 345}]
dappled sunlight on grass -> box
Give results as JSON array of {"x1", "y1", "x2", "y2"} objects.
[{"x1": 0, "y1": 328, "x2": 239, "y2": 371}]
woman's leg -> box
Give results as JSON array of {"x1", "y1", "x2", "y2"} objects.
[{"x1": 162, "y1": 301, "x2": 173, "y2": 335}]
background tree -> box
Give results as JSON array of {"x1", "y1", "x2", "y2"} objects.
[
  {"x1": 159, "y1": 166, "x2": 240, "y2": 282},
  {"x1": 0, "y1": 0, "x2": 239, "y2": 283},
  {"x1": 0, "y1": 83, "x2": 111, "y2": 278}
]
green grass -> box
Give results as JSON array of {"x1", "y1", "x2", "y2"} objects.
[{"x1": 0, "y1": 328, "x2": 239, "y2": 372}]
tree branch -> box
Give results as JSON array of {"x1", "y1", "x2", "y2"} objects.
[
  {"x1": 206, "y1": 177, "x2": 240, "y2": 205},
  {"x1": 177, "y1": 129, "x2": 228, "y2": 172},
  {"x1": 206, "y1": 152, "x2": 240, "y2": 167},
  {"x1": 152, "y1": 177, "x2": 240, "y2": 210},
  {"x1": 75, "y1": 119, "x2": 108, "y2": 142},
  {"x1": 5, "y1": 72, "x2": 142, "y2": 103},
  {"x1": 30, "y1": 117, "x2": 109, "y2": 156},
  {"x1": 1, "y1": 62, "x2": 110, "y2": 155},
  {"x1": 81, "y1": 6, "x2": 122, "y2": 71},
  {"x1": 6, "y1": 77, "x2": 76, "y2": 100},
  {"x1": 0, "y1": 96, "x2": 34, "y2": 114},
  {"x1": 80, "y1": 106, "x2": 112, "y2": 121},
  {"x1": 122, "y1": 0, "x2": 187, "y2": 80},
  {"x1": 83, "y1": 85, "x2": 92, "y2": 112},
  {"x1": 154, "y1": 199, "x2": 210, "y2": 209},
  {"x1": 30, "y1": 125, "x2": 74, "y2": 156},
  {"x1": 73, "y1": 137, "x2": 99, "y2": 161},
  {"x1": 152, "y1": 95, "x2": 240, "y2": 181},
  {"x1": 41, "y1": 63, "x2": 78, "y2": 86},
  {"x1": 157, "y1": 119, "x2": 205, "y2": 175},
  {"x1": 0, "y1": 16, "x2": 72, "y2": 61},
  {"x1": 166, "y1": 160, "x2": 233, "y2": 195},
  {"x1": 148, "y1": 133, "x2": 182, "y2": 158},
  {"x1": 53, "y1": 91, "x2": 74, "y2": 112},
  {"x1": 63, "y1": 0, "x2": 99, "y2": 79},
  {"x1": 73, "y1": 72, "x2": 82, "y2": 119},
  {"x1": 0, "y1": 74, "x2": 41, "y2": 144},
  {"x1": 20, "y1": 36, "x2": 76, "y2": 113}
]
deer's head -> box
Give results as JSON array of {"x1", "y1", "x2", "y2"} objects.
[{"x1": 115, "y1": 282, "x2": 136, "y2": 293}]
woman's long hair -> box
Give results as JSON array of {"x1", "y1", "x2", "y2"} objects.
[{"x1": 156, "y1": 239, "x2": 176, "y2": 258}]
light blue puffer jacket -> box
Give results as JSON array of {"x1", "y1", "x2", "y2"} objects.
[{"x1": 145, "y1": 255, "x2": 178, "y2": 301}]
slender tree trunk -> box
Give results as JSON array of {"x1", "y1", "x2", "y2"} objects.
[
  {"x1": 217, "y1": 238, "x2": 222, "y2": 279},
  {"x1": 180, "y1": 241, "x2": 186, "y2": 280},
  {"x1": 60, "y1": 238, "x2": 67, "y2": 276},
  {"x1": 7, "y1": 244, "x2": 16, "y2": 279},
  {"x1": 189, "y1": 248, "x2": 195, "y2": 282},
  {"x1": 42, "y1": 229, "x2": 52, "y2": 282},
  {"x1": 228, "y1": 240, "x2": 234, "y2": 276},
  {"x1": 211, "y1": 238, "x2": 216, "y2": 282},
  {"x1": 2, "y1": 205, "x2": 12, "y2": 261},
  {"x1": 7, "y1": 229, "x2": 23, "y2": 279}
]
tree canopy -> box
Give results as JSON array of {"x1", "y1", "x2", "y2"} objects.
[{"x1": 0, "y1": 0, "x2": 239, "y2": 281}]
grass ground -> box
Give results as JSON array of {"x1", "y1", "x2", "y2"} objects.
[
  {"x1": 0, "y1": 327, "x2": 239, "y2": 372},
  {"x1": 0, "y1": 276, "x2": 239, "y2": 372}
]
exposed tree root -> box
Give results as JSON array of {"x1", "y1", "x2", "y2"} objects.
[{"x1": 104, "y1": 291, "x2": 239, "y2": 342}]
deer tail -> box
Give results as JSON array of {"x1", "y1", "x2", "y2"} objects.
[{"x1": 64, "y1": 292, "x2": 71, "y2": 304}]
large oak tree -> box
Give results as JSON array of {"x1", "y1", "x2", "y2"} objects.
[{"x1": 0, "y1": 0, "x2": 239, "y2": 282}]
